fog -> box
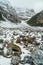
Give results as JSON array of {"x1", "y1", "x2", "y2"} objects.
[{"x1": 9, "y1": 0, "x2": 43, "y2": 13}]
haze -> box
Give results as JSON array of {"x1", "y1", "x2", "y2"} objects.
[{"x1": 9, "y1": 0, "x2": 43, "y2": 13}]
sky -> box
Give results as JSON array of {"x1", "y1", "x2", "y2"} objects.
[{"x1": 9, "y1": 0, "x2": 43, "y2": 13}]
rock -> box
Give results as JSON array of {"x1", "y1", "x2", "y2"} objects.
[
  {"x1": 28, "y1": 37, "x2": 36, "y2": 43},
  {"x1": 29, "y1": 47, "x2": 33, "y2": 52},
  {"x1": 16, "y1": 38, "x2": 20, "y2": 43},
  {"x1": 31, "y1": 49, "x2": 43, "y2": 65},
  {"x1": 0, "y1": 50, "x2": 3, "y2": 55},
  {"x1": 2, "y1": 42, "x2": 21, "y2": 58},
  {"x1": 23, "y1": 42, "x2": 28, "y2": 47},
  {"x1": 39, "y1": 44, "x2": 43, "y2": 50},
  {"x1": 21, "y1": 36, "x2": 28, "y2": 42},
  {"x1": 20, "y1": 56, "x2": 33, "y2": 64},
  {"x1": 11, "y1": 55, "x2": 21, "y2": 65},
  {"x1": 3, "y1": 47, "x2": 9, "y2": 57},
  {"x1": 34, "y1": 40, "x2": 41, "y2": 45},
  {"x1": 3, "y1": 47, "x2": 12, "y2": 58},
  {"x1": 0, "y1": 43, "x2": 4, "y2": 55},
  {"x1": 24, "y1": 56, "x2": 33, "y2": 64},
  {"x1": 0, "y1": 38, "x2": 3, "y2": 43},
  {"x1": 0, "y1": 29, "x2": 3, "y2": 35},
  {"x1": 7, "y1": 43, "x2": 21, "y2": 55},
  {"x1": 27, "y1": 10, "x2": 43, "y2": 26}
]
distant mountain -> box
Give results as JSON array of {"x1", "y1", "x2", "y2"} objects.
[
  {"x1": 15, "y1": 7, "x2": 35, "y2": 21},
  {"x1": 27, "y1": 11, "x2": 43, "y2": 26},
  {"x1": 0, "y1": 0, "x2": 21, "y2": 23}
]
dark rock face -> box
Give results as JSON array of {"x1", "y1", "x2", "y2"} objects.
[
  {"x1": 27, "y1": 11, "x2": 43, "y2": 26},
  {"x1": 0, "y1": 1, "x2": 21, "y2": 23},
  {"x1": 0, "y1": 12, "x2": 4, "y2": 20},
  {"x1": 39, "y1": 44, "x2": 43, "y2": 50},
  {"x1": 0, "y1": 39, "x2": 3, "y2": 43}
]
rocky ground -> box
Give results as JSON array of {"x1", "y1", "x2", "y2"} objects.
[
  {"x1": 0, "y1": 21, "x2": 43, "y2": 65},
  {"x1": 0, "y1": 0, "x2": 43, "y2": 65}
]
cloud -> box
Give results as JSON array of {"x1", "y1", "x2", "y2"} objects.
[{"x1": 9, "y1": 0, "x2": 43, "y2": 13}]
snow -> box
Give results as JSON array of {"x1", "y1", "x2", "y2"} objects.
[
  {"x1": 0, "y1": 44, "x2": 3, "y2": 48},
  {"x1": 0, "y1": 56, "x2": 11, "y2": 65},
  {"x1": 19, "y1": 63, "x2": 30, "y2": 65},
  {"x1": 3, "y1": 47, "x2": 8, "y2": 55}
]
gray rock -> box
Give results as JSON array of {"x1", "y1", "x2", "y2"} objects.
[
  {"x1": 0, "y1": 43, "x2": 4, "y2": 55},
  {"x1": 31, "y1": 49, "x2": 43, "y2": 65},
  {"x1": 39, "y1": 44, "x2": 43, "y2": 50},
  {"x1": 0, "y1": 39, "x2": 3, "y2": 43},
  {"x1": 11, "y1": 56, "x2": 21, "y2": 65},
  {"x1": 20, "y1": 56, "x2": 33, "y2": 64}
]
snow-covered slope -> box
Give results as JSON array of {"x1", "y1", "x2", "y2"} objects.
[
  {"x1": 0, "y1": 0, "x2": 21, "y2": 23},
  {"x1": 15, "y1": 7, "x2": 35, "y2": 21}
]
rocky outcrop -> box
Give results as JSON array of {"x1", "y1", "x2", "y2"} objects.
[
  {"x1": 27, "y1": 10, "x2": 43, "y2": 26},
  {"x1": 31, "y1": 49, "x2": 43, "y2": 65}
]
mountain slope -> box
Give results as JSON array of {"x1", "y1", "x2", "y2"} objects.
[
  {"x1": 15, "y1": 7, "x2": 35, "y2": 20},
  {"x1": 27, "y1": 11, "x2": 43, "y2": 26},
  {"x1": 0, "y1": 0, "x2": 21, "y2": 23}
]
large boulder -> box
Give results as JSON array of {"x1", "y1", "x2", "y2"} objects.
[
  {"x1": 11, "y1": 55, "x2": 21, "y2": 65},
  {"x1": 31, "y1": 49, "x2": 43, "y2": 65}
]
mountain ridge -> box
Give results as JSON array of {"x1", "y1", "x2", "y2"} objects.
[{"x1": 0, "y1": 0, "x2": 21, "y2": 23}]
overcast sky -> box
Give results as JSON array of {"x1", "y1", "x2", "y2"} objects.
[{"x1": 9, "y1": 0, "x2": 43, "y2": 13}]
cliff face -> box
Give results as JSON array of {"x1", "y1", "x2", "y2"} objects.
[
  {"x1": 27, "y1": 11, "x2": 43, "y2": 26},
  {"x1": 0, "y1": 0, "x2": 21, "y2": 23}
]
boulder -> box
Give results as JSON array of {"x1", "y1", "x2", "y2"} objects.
[
  {"x1": 0, "y1": 38, "x2": 3, "y2": 43},
  {"x1": 11, "y1": 55, "x2": 21, "y2": 65},
  {"x1": 7, "y1": 43, "x2": 21, "y2": 55},
  {"x1": 31, "y1": 49, "x2": 43, "y2": 65}
]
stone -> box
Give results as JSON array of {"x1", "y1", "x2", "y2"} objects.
[
  {"x1": 39, "y1": 44, "x2": 43, "y2": 50},
  {"x1": 11, "y1": 55, "x2": 21, "y2": 65},
  {"x1": 16, "y1": 38, "x2": 20, "y2": 43},
  {"x1": 28, "y1": 37, "x2": 36, "y2": 43},
  {"x1": 21, "y1": 36, "x2": 27, "y2": 42},
  {"x1": 27, "y1": 10, "x2": 43, "y2": 26},
  {"x1": 31, "y1": 49, "x2": 43, "y2": 65},
  {"x1": 20, "y1": 56, "x2": 33, "y2": 64},
  {"x1": 7, "y1": 43, "x2": 21, "y2": 55},
  {"x1": 0, "y1": 38, "x2": 3, "y2": 43},
  {"x1": 34, "y1": 40, "x2": 41, "y2": 45},
  {"x1": 29, "y1": 47, "x2": 33, "y2": 52}
]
